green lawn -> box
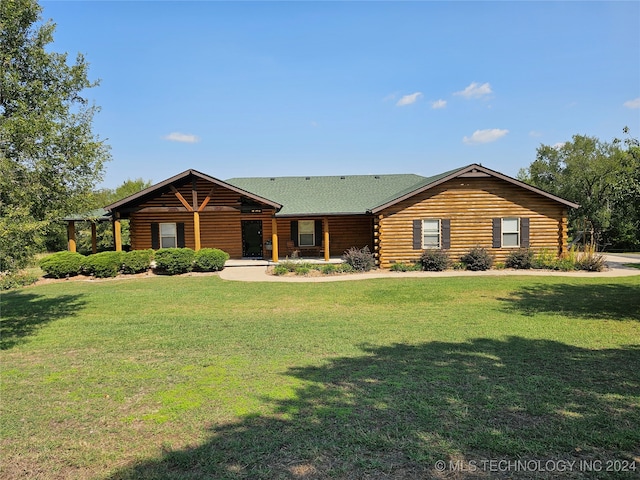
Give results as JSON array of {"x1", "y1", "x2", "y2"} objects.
[{"x1": 1, "y1": 275, "x2": 639, "y2": 479}]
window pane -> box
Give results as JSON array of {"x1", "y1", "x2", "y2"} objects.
[
  {"x1": 502, "y1": 218, "x2": 519, "y2": 233},
  {"x1": 299, "y1": 220, "x2": 314, "y2": 234},
  {"x1": 503, "y1": 233, "x2": 519, "y2": 247},
  {"x1": 422, "y1": 219, "x2": 439, "y2": 233},
  {"x1": 161, "y1": 237, "x2": 177, "y2": 248},
  {"x1": 160, "y1": 223, "x2": 176, "y2": 236},
  {"x1": 423, "y1": 234, "x2": 440, "y2": 248},
  {"x1": 299, "y1": 233, "x2": 314, "y2": 246}
]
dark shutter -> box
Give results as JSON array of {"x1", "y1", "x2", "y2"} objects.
[
  {"x1": 315, "y1": 220, "x2": 323, "y2": 246},
  {"x1": 290, "y1": 221, "x2": 298, "y2": 246},
  {"x1": 151, "y1": 223, "x2": 160, "y2": 249},
  {"x1": 441, "y1": 219, "x2": 451, "y2": 249},
  {"x1": 492, "y1": 218, "x2": 501, "y2": 248},
  {"x1": 412, "y1": 220, "x2": 422, "y2": 250},
  {"x1": 520, "y1": 217, "x2": 530, "y2": 248},
  {"x1": 177, "y1": 223, "x2": 186, "y2": 248}
]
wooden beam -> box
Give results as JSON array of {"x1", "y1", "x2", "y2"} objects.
[
  {"x1": 198, "y1": 188, "x2": 215, "y2": 212},
  {"x1": 193, "y1": 211, "x2": 201, "y2": 251},
  {"x1": 272, "y1": 217, "x2": 279, "y2": 263},
  {"x1": 170, "y1": 185, "x2": 194, "y2": 212},
  {"x1": 323, "y1": 217, "x2": 330, "y2": 262},
  {"x1": 67, "y1": 221, "x2": 76, "y2": 253},
  {"x1": 113, "y1": 217, "x2": 122, "y2": 252},
  {"x1": 192, "y1": 179, "x2": 199, "y2": 211},
  {"x1": 91, "y1": 222, "x2": 97, "y2": 254}
]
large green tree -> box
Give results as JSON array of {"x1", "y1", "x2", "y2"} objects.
[
  {"x1": 0, "y1": 0, "x2": 110, "y2": 272},
  {"x1": 518, "y1": 131, "x2": 640, "y2": 250}
]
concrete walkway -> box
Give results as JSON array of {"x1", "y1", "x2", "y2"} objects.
[{"x1": 219, "y1": 254, "x2": 640, "y2": 283}]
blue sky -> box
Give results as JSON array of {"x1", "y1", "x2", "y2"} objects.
[{"x1": 42, "y1": 1, "x2": 640, "y2": 189}]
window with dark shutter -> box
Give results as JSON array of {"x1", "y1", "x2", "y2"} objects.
[
  {"x1": 151, "y1": 223, "x2": 160, "y2": 249},
  {"x1": 442, "y1": 219, "x2": 451, "y2": 249},
  {"x1": 177, "y1": 223, "x2": 186, "y2": 248},
  {"x1": 492, "y1": 218, "x2": 501, "y2": 248},
  {"x1": 290, "y1": 221, "x2": 299, "y2": 247},
  {"x1": 314, "y1": 220, "x2": 323, "y2": 247},
  {"x1": 412, "y1": 220, "x2": 422, "y2": 249},
  {"x1": 521, "y1": 218, "x2": 530, "y2": 248}
]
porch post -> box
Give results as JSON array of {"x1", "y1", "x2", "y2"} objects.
[
  {"x1": 91, "y1": 222, "x2": 97, "y2": 254},
  {"x1": 67, "y1": 221, "x2": 76, "y2": 252},
  {"x1": 271, "y1": 217, "x2": 279, "y2": 263},
  {"x1": 323, "y1": 217, "x2": 330, "y2": 262},
  {"x1": 193, "y1": 211, "x2": 201, "y2": 251},
  {"x1": 113, "y1": 214, "x2": 122, "y2": 252}
]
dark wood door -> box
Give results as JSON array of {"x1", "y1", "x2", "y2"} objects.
[{"x1": 242, "y1": 220, "x2": 263, "y2": 258}]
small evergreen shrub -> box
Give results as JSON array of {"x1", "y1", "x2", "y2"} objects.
[
  {"x1": 505, "y1": 248, "x2": 533, "y2": 269},
  {"x1": 342, "y1": 246, "x2": 375, "y2": 272},
  {"x1": 1, "y1": 272, "x2": 39, "y2": 290},
  {"x1": 154, "y1": 248, "x2": 195, "y2": 275},
  {"x1": 39, "y1": 251, "x2": 86, "y2": 278},
  {"x1": 84, "y1": 251, "x2": 125, "y2": 278},
  {"x1": 460, "y1": 247, "x2": 494, "y2": 271},
  {"x1": 194, "y1": 248, "x2": 230, "y2": 272},
  {"x1": 122, "y1": 250, "x2": 154, "y2": 274},
  {"x1": 419, "y1": 249, "x2": 451, "y2": 272}
]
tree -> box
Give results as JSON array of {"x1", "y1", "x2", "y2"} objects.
[
  {"x1": 518, "y1": 130, "x2": 640, "y2": 250},
  {"x1": 0, "y1": 0, "x2": 110, "y2": 272}
]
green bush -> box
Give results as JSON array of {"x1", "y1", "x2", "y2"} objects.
[
  {"x1": 531, "y1": 249, "x2": 558, "y2": 269},
  {"x1": 154, "y1": 248, "x2": 195, "y2": 275},
  {"x1": 390, "y1": 262, "x2": 420, "y2": 272},
  {"x1": 337, "y1": 263, "x2": 354, "y2": 273},
  {"x1": 194, "y1": 248, "x2": 230, "y2": 272},
  {"x1": 272, "y1": 265, "x2": 289, "y2": 276},
  {"x1": 342, "y1": 246, "x2": 375, "y2": 272},
  {"x1": 1, "y1": 271, "x2": 39, "y2": 290},
  {"x1": 122, "y1": 250, "x2": 154, "y2": 274},
  {"x1": 294, "y1": 265, "x2": 311, "y2": 275},
  {"x1": 39, "y1": 251, "x2": 86, "y2": 278},
  {"x1": 419, "y1": 250, "x2": 451, "y2": 271},
  {"x1": 505, "y1": 248, "x2": 533, "y2": 269},
  {"x1": 84, "y1": 251, "x2": 125, "y2": 278},
  {"x1": 460, "y1": 247, "x2": 494, "y2": 271},
  {"x1": 321, "y1": 264, "x2": 337, "y2": 274}
]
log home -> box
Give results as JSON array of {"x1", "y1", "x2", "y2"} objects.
[{"x1": 97, "y1": 164, "x2": 578, "y2": 268}]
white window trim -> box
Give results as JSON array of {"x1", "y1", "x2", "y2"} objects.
[
  {"x1": 502, "y1": 218, "x2": 520, "y2": 248},
  {"x1": 422, "y1": 219, "x2": 441, "y2": 249},
  {"x1": 160, "y1": 222, "x2": 177, "y2": 249},
  {"x1": 298, "y1": 220, "x2": 315, "y2": 247}
]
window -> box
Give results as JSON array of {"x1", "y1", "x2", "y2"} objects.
[
  {"x1": 422, "y1": 219, "x2": 440, "y2": 249},
  {"x1": 502, "y1": 218, "x2": 520, "y2": 247},
  {"x1": 298, "y1": 220, "x2": 315, "y2": 247},
  {"x1": 160, "y1": 223, "x2": 177, "y2": 248}
]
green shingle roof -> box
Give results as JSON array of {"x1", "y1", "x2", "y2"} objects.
[
  {"x1": 61, "y1": 208, "x2": 111, "y2": 222},
  {"x1": 226, "y1": 170, "x2": 461, "y2": 216}
]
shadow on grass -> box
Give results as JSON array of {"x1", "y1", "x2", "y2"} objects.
[
  {"x1": 499, "y1": 282, "x2": 640, "y2": 321},
  {"x1": 109, "y1": 337, "x2": 640, "y2": 479},
  {"x1": 0, "y1": 291, "x2": 85, "y2": 350}
]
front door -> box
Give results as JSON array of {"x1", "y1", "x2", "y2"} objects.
[{"x1": 241, "y1": 220, "x2": 263, "y2": 258}]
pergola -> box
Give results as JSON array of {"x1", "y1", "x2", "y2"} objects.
[{"x1": 62, "y1": 208, "x2": 112, "y2": 254}]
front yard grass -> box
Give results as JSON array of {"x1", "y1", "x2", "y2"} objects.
[{"x1": 1, "y1": 275, "x2": 639, "y2": 479}]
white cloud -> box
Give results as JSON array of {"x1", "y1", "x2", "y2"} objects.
[
  {"x1": 623, "y1": 97, "x2": 640, "y2": 109},
  {"x1": 396, "y1": 92, "x2": 423, "y2": 106},
  {"x1": 463, "y1": 128, "x2": 509, "y2": 144},
  {"x1": 431, "y1": 99, "x2": 447, "y2": 109},
  {"x1": 164, "y1": 132, "x2": 200, "y2": 143},
  {"x1": 454, "y1": 82, "x2": 493, "y2": 99}
]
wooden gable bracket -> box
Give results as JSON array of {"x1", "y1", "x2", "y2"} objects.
[
  {"x1": 170, "y1": 185, "x2": 194, "y2": 212},
  {"x1": 197, "y1": 188, "x2": 215, "y2": 212}
]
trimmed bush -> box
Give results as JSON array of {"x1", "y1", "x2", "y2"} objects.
[
  {"x1": 122, "y1": 250, "x2": 154, "y2": 274},
  {"x1": 460, "y1": 247, "x2": 494, "y2": 271},
  {"x1": 419, "y1": 249, "x2": 451, "y2": 272},
  {"x1": 84, "y1": 251, "x2": 125, "y2": 278},
  {"x1": 342, "y1": 246, "x2": 375, "y2": 272},
  {"x1": 154, "y1": 248, "x2": 195, "y2": 275},
  {"x1": 194, "y1": 248, "x2": 230, "y2": 272},
  {"x1": 39, "y1": 251, "x2": 85, "y2": 278},
  {"x1": 505, "y1": 248, "x2": 533, "y2": 269}
]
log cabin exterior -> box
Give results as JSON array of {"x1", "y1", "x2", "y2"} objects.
[{"x1": 100, "y1": 164, "x2": 578, "y2": 268}]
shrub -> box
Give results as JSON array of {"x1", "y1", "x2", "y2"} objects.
[
  {"x1": 122, "y1": 250, "x2": 154, "y2": 274},
  {"x1": 154, "y1": 248, "x2": 195, "y2": 275},
  {"x1": 460, "y1": 247, "x2": 494, "y2": 271},
  {"x1": 1, "y1": 271, "x2": 39, "y2": 290},
  {"x1": 194, "y1": 248, "x2": 230, "y2": 272},
  {"x1": 342, "y1": 246, "x2": 375, "y2": 272},
  {"x1": 390, "y1": 262, "x2": 419, "y2": 272},
  {"x1": 576, "y1": 248, "x2": 606, "y2": 272},
  {"x1": 272, "y1": 265, "x2": 289, "y2": 276},
  {"x1": 505, "y1": 248, "x2": 533, "y2": 269},
  {"x1": 278, "y1": 260, "x2": 298, "y2": 273},
  {"x1": 419, "y1": 250, "x2": 451, "y2": 272},
  {"x1": 294, "y1": 265, "x2": 311, "y2": 275},
  {"x1": 531, "y1": 249, "x2": 558, "y2": 270},
  {"x1": 337, "y1": 263, "x2": 354, "y2": 273},
  {"x1": 84, "y1": 251, "x2": 126, "y2": 278},
  {"x1": 39, "y1": 251, "x2": 85, "y2": 278},
  {"x1": 321, "y1": 264, "x2": 337, "y2": 275}
]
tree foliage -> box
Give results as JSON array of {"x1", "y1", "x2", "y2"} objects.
[
  {"x1": 518, "y1": 130, "x2": 640, "y2": 250},
  {"x1": 0, "y1": 0, "x2": 111, "y2": 271}
]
